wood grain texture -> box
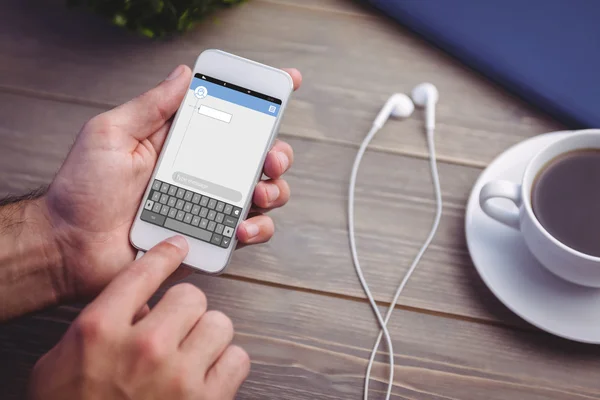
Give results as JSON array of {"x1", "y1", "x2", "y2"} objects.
[
  {"x1": 0, "y1": 92, "x2": 521, "y2": 328},
  {"x1": 1, "y1": 277, "x2": 600, "y2": 400},
  {"x1": 0, "y1": 0, "x2": 598, "y2": 399},
  {"x1": 0, "y1": 0, "x2": 564, "y2": 169}
]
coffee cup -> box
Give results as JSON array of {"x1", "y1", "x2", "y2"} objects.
[{"x1": 479, "y1": 130, "x2": 600, "y2": 287}]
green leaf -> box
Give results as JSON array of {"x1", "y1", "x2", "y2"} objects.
[{"x1": 67, "y1": 0, "x2": 247, "y2": 38}]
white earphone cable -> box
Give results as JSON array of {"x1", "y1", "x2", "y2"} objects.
[
  {"x1": 349, "y1": 127, "x2": 442, "y2": 400},
  {"x1": 348, "y1": 124, "x2": 396, "y2": 400}
]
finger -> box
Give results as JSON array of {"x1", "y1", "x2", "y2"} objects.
[
  {"x1": 136, "y1": 283, "x2": 207, "y2": 346},
  {"x1": 282, "y1": 68, "x2": 302, "y2": 91},
  {"x1": 132, "y1": 304, "x2": 151, "y2": 324},
  {"x1": 180, "y1": 311, "x2": 234, "y2": 371},
  {"x1": 106, "y1": 65, "x2": 191, "y2": 142},
  {"x1": 90, "y1": 236, "x2": 189, "y2": 320},
  {"x1": 263, "y1": 140, "x2": 294, "y2": 179},
  {"x1": 252, "y1": 179, "x2": 290, "y2": 210},
  {"x1": 206, "y1": 345, "x2": 250, "y2": 400},
  {"x1": 236, "y1": 215, "x2": 274, "y2": 245}
]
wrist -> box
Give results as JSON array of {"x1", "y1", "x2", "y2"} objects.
[{"x1": 0, "y1": 195, "x2": 66, "y2": 320}]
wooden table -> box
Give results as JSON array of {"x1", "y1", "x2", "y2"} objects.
[{"x1": 1, "y1": 0, "x2": 599, "y2": 399}]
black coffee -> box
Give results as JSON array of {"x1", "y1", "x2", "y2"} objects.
[{"x1": 532, "y1": 149, "x2": 600, "y2": 257}]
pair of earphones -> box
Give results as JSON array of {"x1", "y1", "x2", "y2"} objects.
[
  {"x1": 374, "y1": 82, "x2": 439, "y2": 131},
  {"x1": 348, "y1": 83, "x2": 442, "y2": 400}
]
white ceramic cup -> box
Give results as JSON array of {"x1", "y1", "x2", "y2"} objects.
[{"x1": 479, "y1": 130, "x2": 600, "y2": 287}]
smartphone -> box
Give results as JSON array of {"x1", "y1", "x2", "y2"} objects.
[{"x1": 130, "y1": 50, "x2": 294, "y2": 273}]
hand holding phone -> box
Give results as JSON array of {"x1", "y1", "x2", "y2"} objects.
[
  {"x1": 131, "y1": 50, "x2": 296, "y2": 273},
  {"x1": 29, "y1": 236, "x2": 250, "y2": 400},
  {"x1": 38, "y1": 61, "x2": 299, "y2": 309}
]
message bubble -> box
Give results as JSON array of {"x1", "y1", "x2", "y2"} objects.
[
  {"x1": 198, "y1": 105, "x2": 232, "y2": 123},
  {"x1": 173, "y1": 171, "x2": 242, "y2": 203}
]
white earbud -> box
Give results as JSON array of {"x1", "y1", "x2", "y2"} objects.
[
  {"x1": 411, "y1": 82, "x2": 439, "y2": 133},
  {"x1": 373, "y1": 93, "x2": 414, "y2": 129}
]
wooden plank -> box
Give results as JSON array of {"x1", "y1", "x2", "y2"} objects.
[
  {"x1": 0, "y1": 0, "x2": 564, "y2": 168},
  {"x1": 1, "y1": 276, "x2": 600, "y2": 399},
  {"x1": 0, "y1": 92, "x2": 520, "y2": 327}
]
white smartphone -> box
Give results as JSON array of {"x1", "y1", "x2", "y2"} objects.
[{"x1": 130, "y1": 49, "x2": 294, "y2": 273}]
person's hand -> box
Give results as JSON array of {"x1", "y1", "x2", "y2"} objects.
[
  {"x1": 42, "y1": 65, "x2": 302, "y2": 300},
  {"x1": 28, "y1": 236, "x2": 249, "y2": 400}
]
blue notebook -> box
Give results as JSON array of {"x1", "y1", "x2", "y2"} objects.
[{"x1": 368, "y1": 0, "x2": 600, "y2": 128}]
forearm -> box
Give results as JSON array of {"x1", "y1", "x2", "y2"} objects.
[{"x1": 0, "y1": 189, "x2": 65, "y2": 321}]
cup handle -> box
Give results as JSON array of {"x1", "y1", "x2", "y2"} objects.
[{"x1": 479, "y1": 180, "x2": 522, "y2": 229}]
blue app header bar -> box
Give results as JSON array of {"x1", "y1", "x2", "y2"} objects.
[{"x1": 189, "y1": 78, "x2": 280, "y2": 117}]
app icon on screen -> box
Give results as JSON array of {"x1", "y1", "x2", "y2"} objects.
[
  {"x1": 268, "y1": 105, "x2": 276, "y2": 113},
  {"x1": 194, "y1": 86, "x2": 208, "y2": 99}
]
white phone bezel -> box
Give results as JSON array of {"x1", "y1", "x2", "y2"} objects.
[{"x1": 130, "y1": 49, "x2": 294, "y2": 274}]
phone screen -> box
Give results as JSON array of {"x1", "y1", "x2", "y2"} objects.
[{"x1": 139, "y1": 73, "x2": 282, "y2": 249}]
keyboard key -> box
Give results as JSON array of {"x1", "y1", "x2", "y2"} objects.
[
  {"x1": 141, "y1": 210, "x2": 166, "y2": 226},
  {"x1": 232, "y1": 207, "x2": 242, "y2": 218},
  {"x1": 216, "y1": 201, "x2": 225, "y2": 212},
  {"x1": 168, "y1": 186, "x2": 177, "y2": 196},
  {"x1": 207, "y1": 210, "x2": 216, "y2": 221},
  {"x1": 183, "y1": 202, "x2": 192, "y2": 213},
  {"x1": 144, "y1": 200, "x2": 154, "y2": 210},
  {"x1": 215, "y1": 224, "x2": 224, "y2": 235},
  {"x1": 223, "y1": 226, "x2": 235, "y2": 238},
  {"x1": 220, "y1": 237, "x2": 231, "y2": 248},
  {"x1": 199, "y1": 196, "x2": 209, "y2": 207},
  {"x1": 223, "y1": 204, "x2": 233, "y2": 215},
  {"x1": 207, "y1": 221, "x2": 216, "y2": 232},
  {"x1": 176, "y1": 210, "x2": 185, "y2": 221},
  {"x1": 192, "y1": 193, "x2": 201, "y2": 204},
  {"x1": 183, "y1": 213, "x2": 193, "y2": 224},
  {"x1": 215, "y1": 213, "x2": 224, "y2": 224},
  {"x1": 192, "y1": 216, "x2": 201, "y2": 226},
  {"x1": 208, "y1": 199, "x2": 217, "y2": 209},
  {"x1": 184, "y1": 191, "x2": 193, "y2": 202},
  {"x1": 164, "y1": 218, "x2": 212, "y2": 242},
  {"x1": 160, "y1": 182, "x2": 170, "y2": 193},
  {"x1": 151, "y1": 191, "x2": 160, "y2": 201},
  {"x1": 168, "y1": 196, "x2": 177, "y2": 207},
  {"x1": 176, "y1": 199, "x2": 185, "y2": 210},
  {"x1": 168, "y1": 208, "x2": 177, "y2": 218},
  {"x1": 152, "y1": 202, "x2": 162, "y2": 213},
  {"x1": 223, "y1": 216, "x2": 237, "y2": 227},
  {"x1": 199, "y1": 207, "x2": 208, "y2": 218},
  {"x1": 160, "y1": 205, "x2": 169, "y2": 216},
  {"x1": 160, "y1": 194, "x2": 169, "y2": 204},
  {"x1": 152, "y1": 180, "x2": 162, "y2": 190},
  {"x1": 211, "y1": 234, "x2": 222, "y2": 246},
  {"x1": 191, "y1": 205, "x2": 200, "y2": 215},
  {"x1": 176, "y1": 188, "x2": 185, "y2": 199},
  {"x1": 199, "y1": 218, "x2": 208, "y2": 229}
]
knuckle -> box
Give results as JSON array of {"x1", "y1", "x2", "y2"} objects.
[
  {"x1": 168, "y1": 371, "x2": 194, "y2": 397},
  {"x1": 134, "y1": 332, "x2": 167, "y2": 365},
  {"x1": 74, "y1": 310, "x2": 110, "y2": 344},
  {"x1": 83, "y1": 114, "x2": 111, "y2": 135},
  {"x1": 82, "y1": 114, "x2": 121, "y2": 148},
  {"x1": 279, "y1": 179, "x2": 291, "y2": 198},
  {"x1": 203, "y1": 310, "x2": 233, "y2": 335},
  {"x1": 228, "y1": 345, "x2": 251, "y2": 373},
  {"x1": 167, "y1": 283, "x2": 207, "y2": 309},
  {"x1": 139, "y1": 90, "x2": 170, "y2": 123}
]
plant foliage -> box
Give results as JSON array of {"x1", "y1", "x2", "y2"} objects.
[{"x1": 67, "y1": 0, "x2": 246, "y2": 38}]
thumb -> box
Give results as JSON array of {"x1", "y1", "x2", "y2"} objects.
[{"x1": 108, "y1": 65, "x2": 192, "y2": 141}]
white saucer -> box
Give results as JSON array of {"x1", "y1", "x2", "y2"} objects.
[{"x1": 465, "y1": 131, "x2": 600, "y2": 343}]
